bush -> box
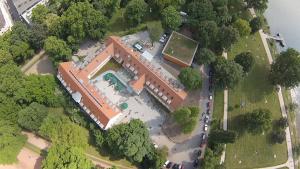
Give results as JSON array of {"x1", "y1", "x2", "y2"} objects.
[
  {"x1": 270, "y1": 130, "x2": 285, "y2": 144},
  {"x1": 173, "y1": 106, "x2": 200, "y2": 133},
  {"x1": 178, "y1": 68, "x2": 202, "y2": 90},
  {"x1": 250, "y1": 17, "x2": 263, "y2": 33}
]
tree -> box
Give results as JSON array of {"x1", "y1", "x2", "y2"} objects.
[
  {"x1": 270, "y1": 130, "x2": 285, "y2": 144},
  {"x1": 92, "y1": 0, "x2": 121, "y2": 17},
  {"x1": 39, "y1": 111, "x2": 88, "y2": 149},
  {"x1": 61, "y1": 2, "x2": 108, "y2": 41},
  {"x1": 31, "y1": 4, "x2": 50, "y2": 24},
  {"x1": 9, "y1": 41, "x2": 34, "y2": 64},
  {"x1": 44, "y1": 36, "x2": 72, "y2": 65},
  {"x1": 17, "y1": 75, "x2": 60, "y2": 106},
  {"x1": 106, "y1": 119, "x2": 152, "y2": 163},
  {"x1": 147, "y1": 21, "x2": 163, "y2": 45},
  {"x1": 212, "y1": 57, "x2": 243, "y2": 89},
  {"x1": 195, "y1": 48, "x2": 217, "y2": 65},
  {"x1": 0, "y1": 49, "x2": 12, "y2": 66},
  {"x1": 233, "y1": 19, "x2": 251, "y2": 36},
  {"x1": 243, "y1": 109, "x2": 272, "y2": 134},
  {"x1": 195, "y1": 21, "x2": 218, "y2": 48},
  {"x1": 217, "y1": 26, "x2": 240, "y2": 49},
  {"x1": 161, "y1": 6, "x2": 181, "y2": 30},
  {"x1": 287, "y1": 102, "x2": 298, "y2": 112},
  {"x1": 234, "y1": 52, "x2": 255, "y2": 73},
  {"x1": 250, "y1": 17, "x2": 263, "y2": 33},
  {"x1": 200, "y1": 148, "x2": 219, "y2": 169},
  {"x1": 0, "y1": 119, "x2": 26, "y2": 164},
  {"x1": 147, "y1": 0, "x2": 185, "y2": 13},
  {"x1": 245, "y1": 0, "x2": 268, "y2": 11},
  {"x1": 42, "y1": 145, "x2": 93, "y2": 169},
  {"x1": 187, "y1": 0, "x2": 216, "y2": 27},
  {"x1": 141, "y1": 146, "x2": 168, "y2": 169},
  {"x1": 18, "y1": 102, "x2": 48, "y2": 132},
  {"x1": 178, "y1": 68, "x2": 202, "y2": 90},
  {"x1": 29, "y1": 24, "x2": 48, "y2": 50},
  {"x1": 209, "y1": 130, "x2": 237, "y2": 144},
  {"x1": 277, "y1": 117, "x2": 288, "y2": 129},
  {"x1": 173, "y1": 106, "x2": 200, "y2": 133},
  {"x1": 124, "y1": 0, "x2": 148, "y2": 26},
  {"x1": 269, "y1": 48, "x2": 300, "y2": 88}
]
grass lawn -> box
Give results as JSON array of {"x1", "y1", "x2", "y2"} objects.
[
  {"x1": 163, "y1": 32, "x2": 198, "y2": 64},
  {"x1": 212, "y1": 89, "x2": 224, "y2": 130},
  {"x1": 91, "y1": 59, "x2": 122, "y2": 79},
  {"x1": 86, "y1": 146, "x2": 136, "y2": 168},
  {"x1": 224, "y1": 33, "x2": 288, "y2": 168}
]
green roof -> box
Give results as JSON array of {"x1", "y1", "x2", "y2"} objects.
[{"x1": 162, "y1": 31, "x2": 198, "y2": 65}]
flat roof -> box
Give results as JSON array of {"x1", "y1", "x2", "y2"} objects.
[
  {"x1": 162, "y1": 31, "x2": 198, "y2": 65},
  {"x1": 0, "y1": 10, "x2": 5, "y2": 29},
  {"x1": 12, "y1": 0, "x2": 42, "y2": 14}
]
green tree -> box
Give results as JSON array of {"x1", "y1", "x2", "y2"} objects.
[
  {"x1": 92, "y1": 0, "x2": 121, "y2": 17},
  {"x1": 44, "y1": 36, "x2": 72, "y2": 65},
  {"x1": 39, "y1": 111, "x2": 88, "y2": 149},
  {"x1": 124, "y1": 0, "x2": 148, "y2": 26},
  {"x1": 195, "y1": 48, "x2": 217, "y2": 65},
  {"x1": 0, "y1": 119, "x2": 26, "y2": 164},
  {"x1": 234, "y1": 52, "x2": 255, "y2": 73},
  {"x1": 178, "y1": 68, "x2": 202, "y2": 90},
  {"x1": 212, "y1": 57, "x2": 243, "y2": 89},
  {"x1": 209, "y1": 130, "x2": 237, "y2": 144},
  {"x1": 29, "y1": 24, "x2": 48, "y2": 50},
  {"x1": 141, "y1": 146, "x2": 168, "y2": 169},
  {"x1": 161, "y1": 6, "x2": 181, "y2": 30},
  {"x1": 31, "y1": 4, "x2": 50, "y2": 24},
  {"x1": 245, "y1": 0, "x2": 268, "y2": 11},
  {"x1": 195, "y1": 21, "x2": 218, "y2": 48},
  {"x1": 270, "y1": 130, "x2": 285, "y2": 144},
  {"x1": 217, "y1": 26, "x2": 240, "y2": 50},
  {"x1": 233, "y1": 19, "x2": 251, "y2": 36},
  {"x1": 173, "y1": 106, "x2": 199, "y2": 133},
  {"x1": 277, "y1": 117, "x2": 288, "y2": 129},
  {"x1": 243, "y1": 109, "x2": 272, "y2": 134},
  {"x1": 10, "y1": 41, "x2": 34, "y2": 64},
  {"x1": 0, "y1": 49, "x2": 13, "y2": 66},
  {"x1": 148, "y1": 0, "x2": 184, "y2": 13},
  {"x1": 147, "y1": 21, "x2": 163, "y2": 45},
  {"x1": 18, "y1": 102, "x2": 48, "y2": 132},
  {"x1": 106, "y1": 119, "x2": 152, "y2": 163},
  {"x1": 187, "y1": 0, "x2": 216, "y2": 27},
  {"x1": 250, "y1": 17, "x2": 263, "y2": 33},
  {"x1": 42, "y1": 145, "x2": 93, "y2": 169},
  {"x1": 200, "y1": 148, "x2": 219, "y2": 169},
  {"x1": 269, "y1": 48, "x2": 300, "y2": 88}
]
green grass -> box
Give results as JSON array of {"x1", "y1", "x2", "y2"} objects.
[
  {"x1": 212, "y1": 89, "x2": 224, "y2": 130},
  {"x1": 163, "y1": 32, "x2": 198, "y2": 64},
  {"x1": 224, "y1": 33, "x2": 288, "y2": 168},
  {"x1": 91, "y1": 59, "x2": 122, "y2": 79},
  {"x1": 86, "y1": 146, "x2": 136, "y2": 168}
]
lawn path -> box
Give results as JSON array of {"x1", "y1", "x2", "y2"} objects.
[
  {"x1": 220, "y1": 51, "x2": 228, "y2": 164},
  {"x1": 251, "y1": 8, "x2": 295, "y2": 169}
]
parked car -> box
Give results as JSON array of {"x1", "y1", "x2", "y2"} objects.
[
  {"x1": 193, "y1": 159, "x2": 199, "y2": 167},
  {"x1": 209, "y1": 70, "x2": 213, "y2": 76},
  {"x1": 208, "y1": 85, "x2": 213, "y2": 92},
  {"x1": 197, "y1": 149, "x2": 202, "y2": 156},
  {"x1": 166, "y1": 162, "x2": 173, "y2": 169},
  {"x1": 201, "y1": 133, "x2": 206, "y2": 140},
  {"x1": 204, "y1": 124, "x2": 208, "y2": 131},
  {"x1": 206, "y1": 109, "x2": 210, "y2": 114},
  {"x1": 206, "y1": 102, "x2": 210, "y2": 108},
  {"x1": 164, "y1": 160, "x2": 170, "y2": 167},
  {"x1": 133, "y1": 42, "x2": 143, "y2": 52},
  {"x1": 172, "y1": 164, "x2": 180, "y2": 169},
  {"x1": 209, "y1": 95, "x2": 213, "y2": 100}
]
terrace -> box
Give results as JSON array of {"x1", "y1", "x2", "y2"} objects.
[{"x1": 162, "y1": 31, "x2": 198, "y2": 67}]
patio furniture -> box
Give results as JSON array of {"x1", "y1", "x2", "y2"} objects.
[{"x1": 120, "y1": 103, "x2": 128, "y2": 110}]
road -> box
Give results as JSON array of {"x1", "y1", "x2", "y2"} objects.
[{"x1": 0, "y1": 0, "x2": 13, "y2": 35}]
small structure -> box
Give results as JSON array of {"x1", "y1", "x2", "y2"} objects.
[
  {"x1": 7, "y1": 0, "x2": 48, "y2": 24},
  {"x1": 162, "y1": 31, "x2": 198, "y2": 67}
]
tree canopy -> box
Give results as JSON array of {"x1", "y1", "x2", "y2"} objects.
[
  {"x1": 18, "y1": 102, "x2": 48, "y2": 132},
  {"x1": 234, "y1": 52, "x2": 255, "y2": 73},
  {"x1": 106, "y1": 119, "x2": 152, "y2": 163},
  {"x1": 246, "y1": 0, "x2": 268, "y2": 11},
  {"x1": 233, "y1": 19, "x2": 251, "y2": 36},
  {"x1": 243, "y1": 109, "x2": 272, "y2": 134},
  {"x1": 173, "y1": 106, "x2": 200, "y2": 134},
  {"x1": 195, "y1": 21, "x2": 218, "y2": 48},
  {"x1": 195, "y1": 48, "x2": 217, "y2": 65},
  {"x1": 209, "y1": 130, "x2": 237, "y2": 144},
  {"x1": 187, "y1": 0, "x2": 216, "y2": 27},
  {"x1": 0, "y1": 119, "x2": 26, "y2": 164},
  {"x1": 42, "y1": 145, "x2": 93, "y2": 169},
  {"x1": 178, "y1": 68, "x2": 202, "y2": 90},
  {"x1": 44, "y1": 36, "x2": 72, "y2": 65},
  {"x1": 250, "y1": 17, "x2": 263, "y2": 33},
  {"x1": 161, "y1": 6, "x2": 182, "y2": 30},
  {"x1": 147, "y1": 21, "x2": 163, "y2": 45},
  {"x1": 217, "y1": 26, "x2": 240, "y2": 50},
  {"x1": 212, "y1": 57, "x2": 244, "y2": 89},
  {"x1": 269, "y1": 48, "x2": 300, "y2": 88},
  {"x1": 124, "y1": 0, "x2": 148, "y2": 26}
]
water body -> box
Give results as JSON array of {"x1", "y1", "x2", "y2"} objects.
[
  {"x1": 264, "y1": 0, "x2": 300, "y2": 138},
  {"x1": 264, "y1": 0, "x2": 300, "y2": 51}
]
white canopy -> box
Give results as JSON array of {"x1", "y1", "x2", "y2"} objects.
[
  {"x1": 72, "y1": 91, "x2": 82, "y2": 103},
  {"x1": 142, "y1": 51, "x2": 154, "y2": 62}
]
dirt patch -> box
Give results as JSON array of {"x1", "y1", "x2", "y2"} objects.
[
  {"x1": 162, "y1": 116, "x2": 192, "y2": 144},
  {"x1": 22, "y1": 132, "x2": 50, "y2": 150},
  {"x1": 0, "y1": 148, "x2": 43, "y2": 169},
  {"x1": 25, "y1": 55, "x2": 55, "y2": 75},
  {"x1": 182, "y1": 89, "x2": 201, "y2": 107}
]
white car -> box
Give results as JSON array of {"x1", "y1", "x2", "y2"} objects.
[
  {"x1": 209, "y1": 95, "x2": 213, "y2": 100},
  {"x1": 204, "y1": 124, "x2": 208, "y2": 131},
  {"x1": 163, "y1": 160, "x2": 170, "y2": 167}
]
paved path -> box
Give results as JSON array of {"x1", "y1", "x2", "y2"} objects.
[
  {"x1": 254, "y1": 10, "x2": 294, "y2": 169},
  {"x1": 21, "y1": 50, "x2": 46, "y2": 73},
  {"x1": 220, "y1": 51, "x2": 228, "y2": 164}
]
